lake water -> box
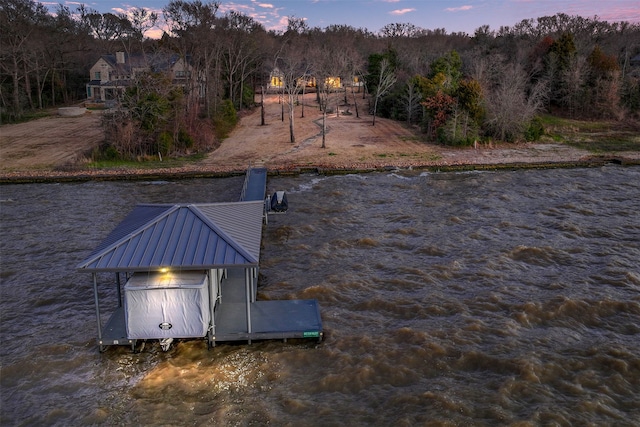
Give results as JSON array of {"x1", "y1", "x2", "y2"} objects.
[{"x1": 1, "y1": 166, "x2": 639, "y2": 426}]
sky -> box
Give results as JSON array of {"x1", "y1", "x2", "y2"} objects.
[{"x1": 52, "y1": 0, "x2": 640, "y2": 37}]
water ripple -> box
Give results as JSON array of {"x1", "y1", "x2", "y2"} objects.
[{"x1": 2, "y1": 168, "x2": 640, "y2": 426}]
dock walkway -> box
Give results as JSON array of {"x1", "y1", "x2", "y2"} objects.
[
  {"x1": 240, "y1": 167, "x2": 267, "y2": 202},
  {"x1": 212, "y1": 167, "x2": 323, "y2": 345}
]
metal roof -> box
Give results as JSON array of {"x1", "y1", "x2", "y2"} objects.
[{"x1": 77, "y1": 201, "x2": 264, "y2": 272}]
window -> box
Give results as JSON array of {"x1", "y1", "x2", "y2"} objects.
[{"x1": 94, "y1": 71, "x2": 101, "y2": 80}]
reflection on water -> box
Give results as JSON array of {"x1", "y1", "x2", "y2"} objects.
[{"x1": 1, "y1": 167, "x2": 639, "y2": 426}]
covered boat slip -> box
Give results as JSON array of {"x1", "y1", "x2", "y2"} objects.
[{"x1": 77, "y1": 167, "x2": 322, "y2": 351}]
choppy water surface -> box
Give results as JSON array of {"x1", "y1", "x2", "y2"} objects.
[{"x1": 1, "y1": 167, "x2": 639, "y2": 426}]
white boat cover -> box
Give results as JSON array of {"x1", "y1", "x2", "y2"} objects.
[{"x1": 124, "y1": 271, "x2": 210, "y2": 339}]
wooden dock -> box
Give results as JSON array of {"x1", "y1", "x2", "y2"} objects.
[
  {"x1": 213, "y1": 269, "x2": 322, "y2": 344},
  {"x1": 240, "y1": 166, "x2": 267, "y2": 202},
  {"x1": 80, "y1": 166, "x2": 323, "y2": 351},
  {"x1": 211, "y1": 167, "x2": 323, "y2": 345}
]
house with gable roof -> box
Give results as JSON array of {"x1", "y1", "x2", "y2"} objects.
[{"x1": 86, "y1": 51, "x2": 197, "y2": 106}]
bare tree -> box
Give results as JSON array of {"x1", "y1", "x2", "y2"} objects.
[
  {"x1": 274, "y1": 52, "x2": 308, "y2": 144},
  {"x1": 485, "y1": 64, "x2": 548, "y2": 141},
  {"x1": 401, "y1": 78, "x2": 423, "y2": 124},
  {"x1": 272, "y1": 16, "x2": 310, "y2": 144},
  {"x1": 557, "y1": 56, "x2": 587, "y2": 118},
  {"x1": 78, "y1": 6, "x2": 135, "y2": 54},
  {"x1": 0, "y1": 0, "x2": 53, "y2": 120},
  {"x1": 339, "y1": 45, "x2": 366, "y2": 118},
  {"x1": 372, "y1": 58, "x2": 396, "y2": 125},
  {"x1": 220, "y1": 11, "x2": 264, "y2": 111},
  {"x1": 129, "y1": 7, "x2": 158, "y2": 55},
  {"x1": 164, "y1": 0, "x2": 221, "y2": 117},
  {"x1": 308, "y1": 41, "x2": 342, "y2": 147}
]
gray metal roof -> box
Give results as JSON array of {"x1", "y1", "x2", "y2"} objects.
[{"x1": 77, "y1": 201, "x2": 264, "y2": 272}]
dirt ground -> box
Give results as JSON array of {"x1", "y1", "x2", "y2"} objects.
[
  {"x1": 1, "y1": 94, "x2": 638, "y2": 180},
  {"x1": 205, "y1": 93, "x2": 594, "y2": 172},
  {"x1": 0, "y1": 109, "x2": 104, "y2": 173}
]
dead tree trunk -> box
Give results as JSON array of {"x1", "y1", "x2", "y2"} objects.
[
  {"x1": 260, "y1": 86, "x2": 265, "y2": 125},
  {"x1": 322, "y1": 109, "x2": 326, "y2": 148}
]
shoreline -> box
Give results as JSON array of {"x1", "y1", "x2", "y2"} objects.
[
  {"x1": 1, "y1": 154, "x2": 637, "y2": 184},
  {"x1": 3, "y1": 97, "x2": 639, "y2": 184}
]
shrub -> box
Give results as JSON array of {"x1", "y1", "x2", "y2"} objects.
[
  {"x1": 524, "y1": 117, "x2": 545, "y2": 141},
  {"x1": 157, "y1": 131, "x2": 173, "y2": 156},
  {"x1": 436, "y1": 113, "x2": 479, "y2": 146},
  {"x1": 99, "y1": 144, "x2": 120, "y2": 161},
  {"x1": 241, "y1": 86, "x2": 255, "y2": 109},
  {"x1": 213, "y1": 99, "x2": 238, "y2": 139},
  {"x1": 178, "y1": 128, "x2": 194, "y2": 149}
]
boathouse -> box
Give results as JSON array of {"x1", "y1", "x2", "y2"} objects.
[{"x1": 77, "y1": 168, "x2": 323, "y2": 352}]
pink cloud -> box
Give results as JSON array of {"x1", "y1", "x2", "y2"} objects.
[
  {"x1": 445, "y1": 5, "x2": 473, "y2": 12},
  {"x1": 390, "y1": 8, "x2": 416, "y2": 16},
  {"x1": 576, "y1": 6, "x2": 640, "y2": 23}
]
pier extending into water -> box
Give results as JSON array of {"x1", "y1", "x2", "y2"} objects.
[{"x1": 77, "y1": 167, "x2": 323, "y2": 352}]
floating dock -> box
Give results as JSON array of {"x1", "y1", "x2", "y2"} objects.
[
  {"x1": 214, "y1": 269, "x2": 322, "y2": 342},
  {"x1": 77, "y1": 167, "x2": 323, "y2": 351}
]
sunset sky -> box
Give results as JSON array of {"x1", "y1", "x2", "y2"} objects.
[{"x1": 59, "y1": 0, "x2": 640, "y2": 35}]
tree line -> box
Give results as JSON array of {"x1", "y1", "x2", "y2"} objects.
[{"x1": 1, "y1": 0, "x2": 639, "y2": 159}]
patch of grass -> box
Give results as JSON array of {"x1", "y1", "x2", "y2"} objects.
[
  {"x1": 399, "y1": 135, "x2": 421, "y2": 142},
  {"x1": 88, "y1": 159, "x2": 176, "y2": 169},
  {"x1": 88, "y1": 159, "x2": 152, "y2": 169},
  {"x1": 425, "y1": 154, "x2": 443, "y2": 161},
  {"x1": 539, "y1": 114, "x2": 640, "y2": 153},
  {"x1": 328, "y1": 152, "x2": 337, "y2": 156},
  {"x1": 88, "y1": 152, "x2": 207, "y2": 169},
  {"x1": 181, "y1": 152, "x2": 207, "y2": 162},
  {"x1": 1, "y1": 110, "x2": 51, "y2": 124},
  {"x1": 568, "y1": 138, "x2": 640, "y2": 153},
  {"x1": 538, "y1": 115, "x2": 569, "y2": 127},
  {"x1": 405, "y1": 153, "x2": 443, "y2": 162}
]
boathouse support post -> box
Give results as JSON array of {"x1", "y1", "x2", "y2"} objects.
[
  {"x1": 217, "y1": 268, "x2": 223, "y2": 303},
  {"x1": 92, "y1": 273, "x2": 103, "y2": 342},
  {"x1": 245, "y1": 269, "x2": 252, "y2": 344},
  {"x1": 116, "y1": 273, "x2": 122, "y2": 307},
  {"x1": 207, "y1": 269, "x2": 217, "y2": 348},
  {"x1": 251, "y1": 268, "x2": 257, "y2": 303},
  {"x1": 208, "y1": 269, "x2": 216, "y2": 331}
]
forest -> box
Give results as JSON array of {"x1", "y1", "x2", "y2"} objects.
[{"x1": 1, "y1": 0, "x2": 639, "y2": 159}]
